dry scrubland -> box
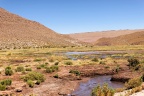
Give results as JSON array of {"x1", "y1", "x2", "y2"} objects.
[
  {"x1": 0, "y1": 8, "x2": 84, "y2": 49},
  {"x1": 0, "y1": 45, "x2": 143, "y2": 96},
  {"x1": 1, "y1": 7, "x2": 144, "y2": 96}
]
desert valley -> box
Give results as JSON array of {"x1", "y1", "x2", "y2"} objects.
[{"x1": 0, "y1": 7, "x2": 144, "y2": 96}]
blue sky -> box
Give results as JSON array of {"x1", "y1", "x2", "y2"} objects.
[{"x1": 0, "y1": 0, "x2": 144, "y2": 34}]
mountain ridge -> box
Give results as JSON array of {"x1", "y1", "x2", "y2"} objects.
[
  {"x1": 95, "y1": 31, "x2": 144, "y2": 46},
  {"x1": 68, "y1": 29, "x2": 144, "y2": 43},
  {"x1": 0, "y1": 8, "x2": 82, "y2": 49}
]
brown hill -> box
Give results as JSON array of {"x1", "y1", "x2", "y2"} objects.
[
  {"x1": 95, "y1": 31, "x2": 144, "y2": 46},
  {"x1": 68, "y1": 30, "x2": 144, "y2": 43},
  {"x1": 0, "y1": 8, "x2": 82, "y2": 49}
]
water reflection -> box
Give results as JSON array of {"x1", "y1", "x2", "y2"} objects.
[{"x1": 72, "y1": 75, "x2": 124, "y2": 96}]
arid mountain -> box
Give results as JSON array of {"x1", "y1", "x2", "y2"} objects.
[
  {"x1": 0, "y1": 8, "x2": 82, "y2": 49},
  {"x1": 95, "y1": 31, "x2": 144, "y2": 46},
  {"x1": 68, "y1": 30, "x2": 144, "y2": 43}
]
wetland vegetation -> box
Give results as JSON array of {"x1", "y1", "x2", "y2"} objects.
[{"x1": 0, "y1": 45, "x2": 144, "y2": 96}]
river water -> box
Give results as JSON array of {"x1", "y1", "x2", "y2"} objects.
[
  {"x1": 65, "y1": 51, "x2": 125, "y2": 96},
  {"x1": 71, "y1": 75, "x2": 124, "y2": 96},
  {"x1": 65, "y1": 51, "x2": 126, "y2": 60}
]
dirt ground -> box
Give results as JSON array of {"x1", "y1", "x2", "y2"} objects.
[{"x1": 0, "y1": 62, "x2": 142, "y2": 96}]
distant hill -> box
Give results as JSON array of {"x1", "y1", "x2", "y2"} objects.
[
  {"x1": 95, "y1": 31, "x2": 144, "y2": 46},
  {"x1": 68, "y1": 30, "x2": 144, "y2": 43},
  {"x1": 0, "y1": 8, "x2": 82, "y2": 49}
]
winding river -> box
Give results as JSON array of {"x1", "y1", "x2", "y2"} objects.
[{"x1": 65, "y1": 51, "x2": 125, "y2": 96}]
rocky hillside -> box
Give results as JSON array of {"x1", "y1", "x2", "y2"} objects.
[
  {"x1": 95, "y1": 31, "x2": 144, "y2": 46},
  {"x1": 0, "y1": 8, "x2": 82, "y2": 49},
  {"x1": 68, "y1": 30, "x2": 144, "y2": 43}
]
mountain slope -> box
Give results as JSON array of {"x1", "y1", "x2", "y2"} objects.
[
  {"x1": 95, "y1": 31, "x2": 144, "y2": 46},
  {"x1": 0, "y1": 8, "x2": 82, "y2": 49},
  {"x1": 68, "y1": 30, "x2": 144, "y2": 43}
]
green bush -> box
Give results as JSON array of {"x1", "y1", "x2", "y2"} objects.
[
  {"x1": 15, "y1": 66, "x2": 25, "y2": 72},
  {"x1": 65, "y1": 61, "x2": 73, "y2": 65},
  {"x1": 37, "y1": 66, "x2": 41, "y2": 69},
  {"x1": 27, "y1": 80, "x2": 34, "y2": 88},
  {"x1": 0, "y1": 79, "x2": 12, "y2": 86},
  {"x1": 69, "y1": 70, "x2": 81, "y2": 76},
  {"x1": 53, "y1": 74, "x2": 59, "y2": 78},
  {"x1": 5, "y1": 66, "x2": 13, "y2": 76},
  {"x1": 91, "y1": 83, "x2": 115, "y2": 96},
  {"x1": 25, "y1": 68, "x2": 32, "y2": 71},
  {"x1": 55, "y1": 62, "x2": 59, "y2": 65},
  {"x1": 46, "y1": 67, "x2": 53, "y2": 73},
  {"x1": 134, "y1": 64, "x2": 143, "y2": 71},
  {"x1": 35, "y1": 80, "x2": 41, "y2": 85},
  {"x1": 99, "y1": 61, "x2": 105, "y2": 65},
  {"x1": 34, "y1": 58, "x2": 42, "y2": 62},
  {"x1": 45, "y1": 65, "x2": 59, "y2": 73},
  {"x1": 128, "y1": 58, "x2": 140, "y2": 67},
  {"x1": 50, "y1": 65, "x2": 59, "y2": 71},
  {"x1": 125, "y1": 78, "x2": 142, "y2": 89},
  {"x1": 22, "y1": 71, "x2": 45, "y2": 82},
  {"x1": 45, "y1": 62, "x2": 49, "y2": 65},
  {"x1": 40, "y1": 64, "x2": 46, "y2": 68},
  {"x1": 92, "y1": 57, "x2": 98, "y2": 62},
  {"x1": 0, "y1": 84, "x2": 6, "y2": 91}
]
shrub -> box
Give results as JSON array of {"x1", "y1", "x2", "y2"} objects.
[
  {"x1": 55, "y1": 62, "x2": 59, "y2": 65},
  {"x1": 69, "y1": 70, "x2": 81, "y2": 76},
  {"x1": 0, "y1": 79, "x2": 12, "y2": 86},
  {"x1": 91, "y1": 83, "x2": 115, "y2": 96},
  {"x1": 50, "y1": 65, "x2": 59, "y2": 71},
  {"x1": 65, "y1": 61, "x2": 73, "y2": 65},
  {"x1": 40, "y1": 64, "x2": 46, "y2": 68},
  {"x1": 45, "y1": 62, "x2": 49, "y2": 65},
  {"x1": 46, "y1": 67, "x2": 53, "y2": 73},
  {"x1": 35, "y1": 80, "x2": 41, "y2": 85},
  {"x1": 5, "y1": 66, "x2": 13, "y2": 76},
  {"x1": 45, "y1": 65, "x2": 59, "y2": 73},
  {"x1": 99, "y1": 61, "x2": 105, "y2": 65},
  {"x1": 92, "y1": 57, "x2": 98, "y2": 62},
  {"x1": 22, "y1": 71, "x2": 45, "y2": 82},
  {"x1": 15, "y1": 66, "x2": 25, "y2": 72},
  {"x1": 37, "y1": 66, "x2": 41, "y2": 69},
  {"x1": 53, "y1": 74, "x2": 59, "y2": 78},
  {"x1": 128, "y1": 58, "x2": 140, "y2": 67},
  {"x1": 27, "y1": 80, "x2": 34, "y2": 88},
  {"x1": 34, "y1": 58, "x2": 41, "y2": 62},
  {"x1": 105, "y1": 66, "x2": 110, "y2": 69},
  {"x1": 0, "y1": 84, "x2": 6, "y2": 91},
  {"x1": 25, "y1": 68, "x2": 32, "y2": 71},
  {"x1": 125, "y1": 78, "x2": 142, "y2": 89}
]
